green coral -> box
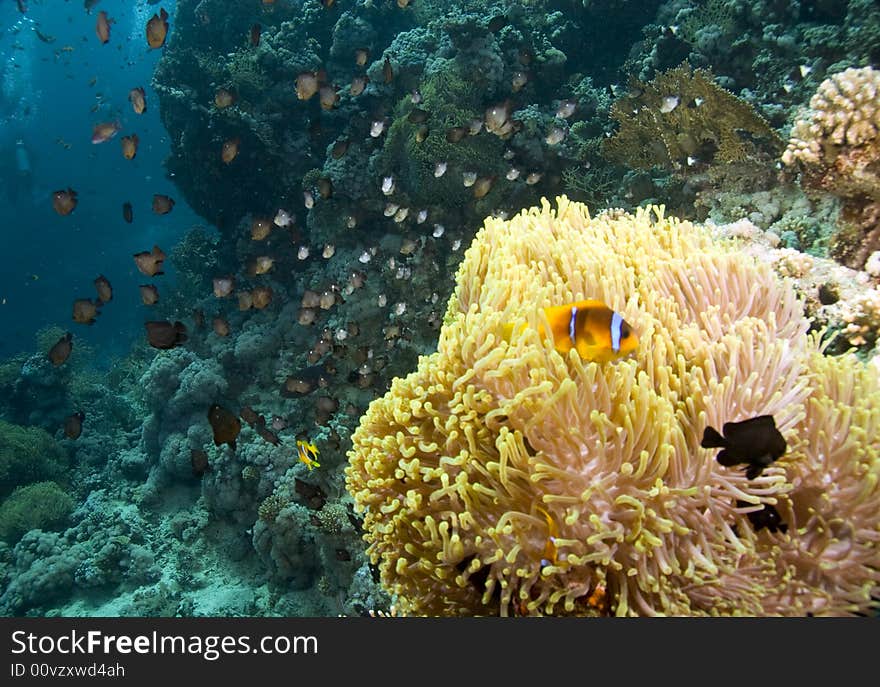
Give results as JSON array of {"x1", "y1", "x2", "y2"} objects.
[
  {"x1": 379, "y1": 59, "x2": 506, "y2": 208},
  {"x1": 603, "y1": 63, "x2": 783, "y2": 171},
  {"x1": 561, "y1": 165, "x2": 619, "y2": 208},
  {"x1": 226, "y1": 49, "x2": 271, "y2": 101},
  {"x1": 0, "y1": 357, "x2": 24, "y2": 392},
  {"x1": 0, "y1": 419, "x2": 67, "y2": 498},
  {"x1": 678, "y1": 0, "x2": 738, "y2": 46},
  {"x1": 0, "y1": 481, "x2": 74, "y2": 544}
]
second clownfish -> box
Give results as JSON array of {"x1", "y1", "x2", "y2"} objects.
[{"x1": 504, "y1": 299, "x2": 639, "y2": 363}]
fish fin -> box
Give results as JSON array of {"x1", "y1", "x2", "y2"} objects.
[
  {"x1": 745, "y1": 464, "x2": 763, "y2": 480},
  {"x1": 715, "y1": 449, "x2": 741, "y2": 467},
  {"x1": 700, "y1": 426, "x2": 726, "y2": 448}
]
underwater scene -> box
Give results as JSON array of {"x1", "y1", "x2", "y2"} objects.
[{"x1": 0, "y1": 0, "x2": 878, "y2": 618}]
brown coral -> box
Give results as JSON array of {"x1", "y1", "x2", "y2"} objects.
[{"x1": 604, "y1": 63, "x2": 782, "y2": 171}]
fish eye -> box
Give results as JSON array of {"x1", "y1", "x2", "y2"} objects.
[{"x1": 620, "y1": 323, "x2": 631, "y2": 339}]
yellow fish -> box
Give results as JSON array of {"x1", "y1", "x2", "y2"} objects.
[
  {"x1": 297, "y1": 440, "x2": 321, "y2": 471},
  {"x1": 505, "y1": 299, "x2": 638, "y2": 363},
  {"x1": 535, "y1": 505, "x2": 559, "y2": 567}
]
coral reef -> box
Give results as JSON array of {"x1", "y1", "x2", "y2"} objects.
[
  {"x1": 782, "y1": 66, "x2": 880, "y2": 269},
  {"x1": 346, "y1": 196, "x2": 880, "y2": 616},
  {"x1": 604, "y1": 63, "x2": 782, "y2": 171},
  {"x1": 7, "y1": 0, "x2": 880, "y2": 621}
]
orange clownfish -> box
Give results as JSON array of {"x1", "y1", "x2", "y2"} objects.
[{"x1": 506, "y1": 299, "x2": 639, "y2": 363}]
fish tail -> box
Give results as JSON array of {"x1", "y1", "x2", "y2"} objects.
[{"x1": 700, "y1": 425, "x2": 726, "y2": 449}]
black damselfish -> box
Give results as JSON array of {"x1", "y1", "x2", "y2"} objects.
[
  {"x1": 736, "y1": 500, "x2": 788, "y2": 534},
  {"x1": 701, "y1": 414, "x2": 787, "y2": 479}
]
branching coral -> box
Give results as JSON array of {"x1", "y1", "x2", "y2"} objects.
[
  {"x1": 604, "y1": 63, "x2": 783, "y2": 171},
  {"x1": 346, "y1": 196, "x2": 880, "y2": 616},
  {"x1": 781, "y1": 66, "x2": 880, "y2": 269}
]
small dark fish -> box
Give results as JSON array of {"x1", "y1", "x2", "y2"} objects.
[
  {"x1": 736, "y1": 500, "x2": 788, "y2": 534},
  {"x1": 133, "y1": 245, "x2": 166, "y2": 276},
  {"x1": 295, "y1": 477, "x2": 326, "y2": 510},
  {"x1": 48, "y1": 332, "x2": 73, "y2": 366},
  {"x1": 208, "y1": 404, "x2": 241, "y2": 450},
  {"x1": 192, "y1": 308, "x2": 205, "y2": 329},
  {"x1": 121, "y1": 134, "x2": 139, "y2": 160},
  {"x1": 251, "y1": 286, "x2": 273, "y2": 309},
  {"x1": 257, "y1": 426, "x2": 281, "y2": 446},
  {"x1": 72, "y1": 298, "x2": 100, "y2": 325},
  {"x1": 251, "y1": 217, "x2": 273, "y2": 240},
  {"x1": 146, "y1": 7, "x2": 169, "y2": 49},
  {"x1": 473, "y1": 175, "x2": 496, "y2": 199},
  {"x1": 95, "y1": 11, "x2": 112, "y2": 44},
  {"x1": 91, "y1": 120, "x2": 121, "y2": 144},
  {"x1": 317, "y1": 177, "x2": 333, "y2": 200},
  {"x1": 139, "y1": 284, "x2": 159, "y2": 305},
  {"x1": 382, "y1": 56, "x2": 393, "y2": 84},
  {"x1": 445, "y1": 126, "x2": 467, "y2": 143},
  {"x1": 319, "y1": 85, "x2": 339, "y2": 110},
  {"x1": 64, "y1": 411, "x2": 85, "y2": 440},
  {"x1": 52, "y1": 188, "x2": 77, "y2": 215},
  {"x1": 129, "y1": 87, "x2": 146, "y2": 114},
  {"x1": 701, "y1": 415, "x2": 787, "y2": 480},
  {"x1": 407, "y1": 108, "x2": 429, "y2": 124},
  {"x1": 212, "y1": 316, "x2": 230, "y2": 337},
  {"x1": 487, "y1": 15, "x2": 508, "y2": 33},
  {"x1": 221, "y1": 137, "x2": 240, "y2": 164},
  {"x1": 152, "y1": 194, "x2": 174, "y2": 214},
  {"x1": 145, "y1": 320, "x2": 188, "y2": 349},
  {"x1": 34, "y1": 27, "x2": 55, "y2": 44},
  {"x1": 296, "y1": 71, "x2": 319, "y2": 100},
  {"x1": 191, "y1": 449, "x2": 211, "y2": 477},
  {"x1": 215, "y1": 88, "x2": 236, "y2": 109},
  {"x1": 17, "y1": 0, "x2": 27, "y2": 15},
  {"x1": 93, "y1": 275, "x2": 112, "y2": 304},
  {"x1": 122, "y1": 201, "x2": 133, "y2": 223},
  {"x1": 240, "y1": 405, "x2": 263, "y2": 427},
  {"x1": 349, "y1": 75, "x2": 368, "y2": 96},
  {"x1": 249, "y1": 23, "x2": 261, "y2": 47},
  {"x1": 331, "y1": 138, "x2": 350, "y2": 159}
]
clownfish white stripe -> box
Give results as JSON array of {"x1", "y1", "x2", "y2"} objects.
[
  {"x1": 610, "y1": 311, "x2": 623, "y2": 352},
  {"x1": 569, "y1": 305, "x2": 578, "y2": 345}
]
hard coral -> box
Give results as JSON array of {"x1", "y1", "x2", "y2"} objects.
[
  {"x1": 782, "y1": 66, "x2": 880, "y2": 269},
  {"x1": 346, "y1": 196, "x2": 880, "y2": 616},
  {"x1": 604, "y1": 63, "x2": 782, "y2": 171},
  {"x1": 0, "y1": 482, "x2": 74, "y2": 544}
]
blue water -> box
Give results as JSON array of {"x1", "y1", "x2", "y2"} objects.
[{"x1": 0, "y1": 0, "x2": 198, "y2": 361}]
